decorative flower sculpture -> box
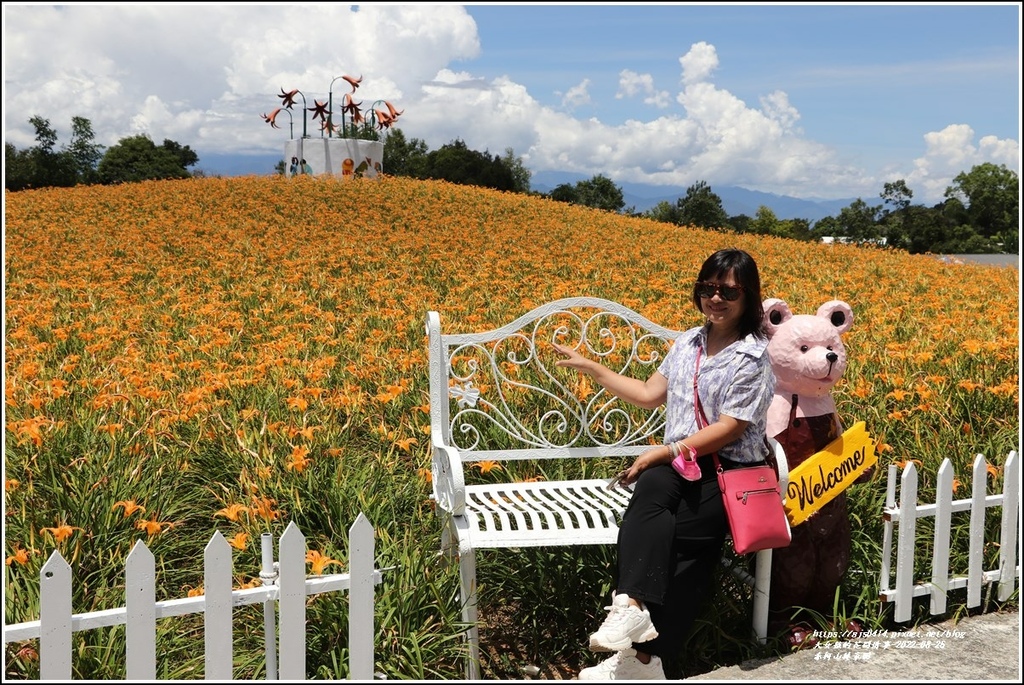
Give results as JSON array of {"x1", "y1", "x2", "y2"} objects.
[
  {"x1": 307, "y1": 99, "x2": 330, "y2": 122},
  {"x1": 262, "y1": 74, "x2": 401, "y2": 139},
  {"x1": 261, "y1": 108, "x2": 284, "y2": 129},
  {"x1": 341, "y1": 74, "x2": 362, "y2": 92},
  {"x1": 278, "y1": 88, "x2": 301, "y2": 109}
]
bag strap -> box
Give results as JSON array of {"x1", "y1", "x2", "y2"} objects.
[{"x1": 693, "y1": 346, "x2": 723, "y2": 473}]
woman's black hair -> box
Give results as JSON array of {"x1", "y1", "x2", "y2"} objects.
[{"x1": 691, "y1": 248, "x2": 767, "y2": 339}]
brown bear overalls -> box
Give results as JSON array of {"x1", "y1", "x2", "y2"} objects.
[{"x1": 768, "y1": 395, "x2": 850, "y2": 635}]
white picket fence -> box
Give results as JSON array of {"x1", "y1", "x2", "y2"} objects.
[
  {"x1": 3, "y1": 514, "x2": 382, "y2": 680},
  {"x1": 879, "y1": 451, "x2": 1020, "y2": 622}
]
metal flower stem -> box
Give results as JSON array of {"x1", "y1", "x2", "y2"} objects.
[{"x1": 329, "y1": 75, "x2": 345, "y2": 139}]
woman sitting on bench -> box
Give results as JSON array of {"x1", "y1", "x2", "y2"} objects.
[{"x1": 553, "y1": 247, "x2": 776, "y2": 680}]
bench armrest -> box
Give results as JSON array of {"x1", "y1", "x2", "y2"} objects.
[
  {"x1": 768, "y1": 436, "x2": 790, "y2": 500},
  {"x1": 431, "y1": 439, "x2": 466, "y2": 516}
]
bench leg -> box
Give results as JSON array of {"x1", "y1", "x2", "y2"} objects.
[
  {"x1": 751, "y1": 548, "x2": 772, "y2": 644},
  {"x1": 441, "y1": 518, "x2": 482, "y2": 680},
  {"x1": 458, "y1": 547, "x2": 481, "y2": 680}
]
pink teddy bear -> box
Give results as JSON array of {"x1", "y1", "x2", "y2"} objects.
[{"x1": 763, "y1": 298, "x2": 857, "y2": 640}]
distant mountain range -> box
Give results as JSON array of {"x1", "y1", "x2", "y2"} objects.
[
  {"x1": 196, "y1": 153, "x2": 857, "y2": 223},
  {"x1": 530, "y1": 170, "x2": 858, "y2": 222}
]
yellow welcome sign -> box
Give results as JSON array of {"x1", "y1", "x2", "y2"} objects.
[{"x1": 784, "y1": 421, "x2": 877, "y2": 526}]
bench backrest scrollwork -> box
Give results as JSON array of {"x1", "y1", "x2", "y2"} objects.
[{"x1": 427, "y1": 298, "x2": 683, "y2": 463}]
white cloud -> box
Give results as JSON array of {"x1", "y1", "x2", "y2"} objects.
[
  {"x1": 3, "y1": 6, "x2": 1016, "y2": 204},
  {"x1": 616, "y1": 69, "x2": 670, "y2": 108},
  {"x1": 900, "y1": 124, "x2": 1021, "y2": 202},
  {"x1": 560, "y1": 79, "x2": 592, "y2": 110}
]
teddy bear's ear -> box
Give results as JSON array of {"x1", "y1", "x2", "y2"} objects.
[
  {"x1": 816, "y1": 300, "x2": 854, "y2": 334},
  {"x1": 762, "y1": 298, "x2": 791, "y2": 335}
]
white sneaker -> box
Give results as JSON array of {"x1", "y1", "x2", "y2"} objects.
[
  {"x1": 578, "y1": 648, "x2": 666, "y2": 680},
  {"x1": 588, "y1": 593, "x2": 659, "y2": 651}
]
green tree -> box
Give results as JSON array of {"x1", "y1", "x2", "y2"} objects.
[
  {"x1": 5, "y1": 115, "x2": 105, "y2": 190},
  {"x1": 501, "y1": 147, "x2": 532, "y2": 194},
  {"x1": 810, "y1": 215, "x2": 841, "y2": 243},
  {"x1": 4, "y1": 142, "x2": 33, "y2": 191},
  {"x1": 382, "y1": 128, "x2": 429, "y2": 178},
  {"x1": 880, "y1": 179, "x2": 913, "y2": 213},
  {"x1": 97, "y1": 134, "x2": 195, "y2": 184},
  {"x1": 645, "y1": 200, "x2": 683, "y2": 225},
  {"x1": 421, "y1": 139, "x2": 515, "y2": 191},
  {"x1": 676, "y1": 180, "x2": 730, "y2": 229},
  {"x1": 781, "y1": 217, "x2": 813, "y2": 242},
  {"x1": 834, "y1": 198, "x2": 883, "y2": 245},
  {"x1": 65, "y1": 116, "x2": 105, "y2": 185},
  {"x1": 28, "y1": 115, "x2": 77, "y2": 188},
  {"x1": 575, "y1": 174, "x2": 625, "y2": 213},
  {"x1": 160, "y1": 139, "x2": 199, "y2": 170},
  {"x1": 750, "y1": 205, "x2": 781, "y2": 236},
  {"x1": 548, "y1": 183, "x2": 579, "y2": 204},
  {"x1": 944, "y1": 163, "x2": 1018, "y2": 253}
]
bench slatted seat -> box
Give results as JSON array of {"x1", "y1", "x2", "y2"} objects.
[{"x1": 427, "y1": 297, "x2": 788, "y2": 679}]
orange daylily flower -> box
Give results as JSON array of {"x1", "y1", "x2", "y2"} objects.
[
  {"x1": 472, "y1": 460, "x2": 503, "y2": 474},
  {"x1": 892, "y1": 458, "x2": 923, "y2": 470},
  {"x1": 306, "y1": 549, "x2": 343, "y2": 575},
  {"x1": 135, "y1": 516, "x2": 174, "y2": 536},
  {"x1": 6, "y1": 545, "x2": 30, "y2": 566},
  {"x1": 41, "y1": 523, "x2": 83, "y2": 543},
  {"x1": 250, "y1": 496, "x2": 280, "y2": 522},
  {"x1": 286, "y1": 445, "x2": 311, "y2": 473},
  {"x1": 112, "y1": 499, "x2": 146, "y2": 518},
  {"x1": 228, "y1": 532, "x2": 249, "y2": 550},
  {"x1": 96, "y1": 423, "x2": 123, "y2": 435},
  {"x1": 285, "y1": 396, "x2": 308, "y2": 412},
  {"x1": 215, "y1": 503, "x2": 250, "y2": 522},
  {"x1": 417, "y1": 467, "x2": 433, "y2": 484},
  {"x1": 396, "y1": 437, "x2": 418, "y2": 453}
]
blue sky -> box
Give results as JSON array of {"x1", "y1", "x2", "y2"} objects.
[{"x1": 3, "y1": 3, "x2": 1020, "y2": 203}]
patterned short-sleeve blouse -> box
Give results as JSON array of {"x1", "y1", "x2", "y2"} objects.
[{"x1": 657, "y1": 325, "x2": 776, "y2": 464}]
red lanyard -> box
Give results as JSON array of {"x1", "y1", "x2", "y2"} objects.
[{"x1": 693, "y1": 346, "x2": 709, "y2": 429}]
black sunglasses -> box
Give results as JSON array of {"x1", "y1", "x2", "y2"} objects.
[{"x1": 695, "y1": 281, "x2": 745, "y2": 301}]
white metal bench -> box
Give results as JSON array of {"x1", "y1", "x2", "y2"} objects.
[{"x1": 426, "y1": 297, "x2": 788, "y2": 678}]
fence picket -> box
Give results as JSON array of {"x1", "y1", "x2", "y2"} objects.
[
  {"x1": 931, "y1": 459, "x2": 953, "y2": 614},
  {"x1": 125, "y1": 540, "x2": 156, "y2": 680},
  {"x1": 998, "y1": 451, "x2": 1020, "y2": 601},
  {"x1": 5, "y1": 515, "x2": 381, "y2": 681},
  {"x1": 278, "y1": 521, "x2": 306, "y2": 679},
  {"x1": 39, "y1": 551, "x2": 72, "y2": 680},
  {"x1": 967, "y1": 455, "x2": 987, "y2": 608},
  {"x1": 204, "y1": 531, "x2": 233, "y2": 680},
  {"x1": 349, "y1": 512, "x2": 375, "y2": 681}
]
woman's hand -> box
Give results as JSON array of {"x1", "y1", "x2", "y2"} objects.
[
  {"x1": 552, "y1": 342, "x2": 593, "y2": 375},
  {"x1": 619, "y1": 446, "x2": 670, "y2": 486}
]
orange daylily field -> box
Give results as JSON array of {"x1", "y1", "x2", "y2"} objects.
[{"x1": 3, "y1": 175, "x2": 1019, "y2": 679}]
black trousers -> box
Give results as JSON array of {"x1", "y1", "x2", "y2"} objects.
[{"x1": 614, "y1": 455, "x2": 729, "y2": 661}]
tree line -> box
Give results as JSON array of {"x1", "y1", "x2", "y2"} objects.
[
  {"x1": 5, "y1": 116, "x2": 199, "y2": 190},
  {"x1": 6, "y1": 115, "x2": 1017, "y2": 254}
]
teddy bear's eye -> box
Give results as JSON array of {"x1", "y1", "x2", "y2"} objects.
[
  {"x1": 827, "y1": 346, "x2": 834, "y2": 351},
  {"x1": 800, "y1": 345, "x2": 809, "y2": 353}
]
